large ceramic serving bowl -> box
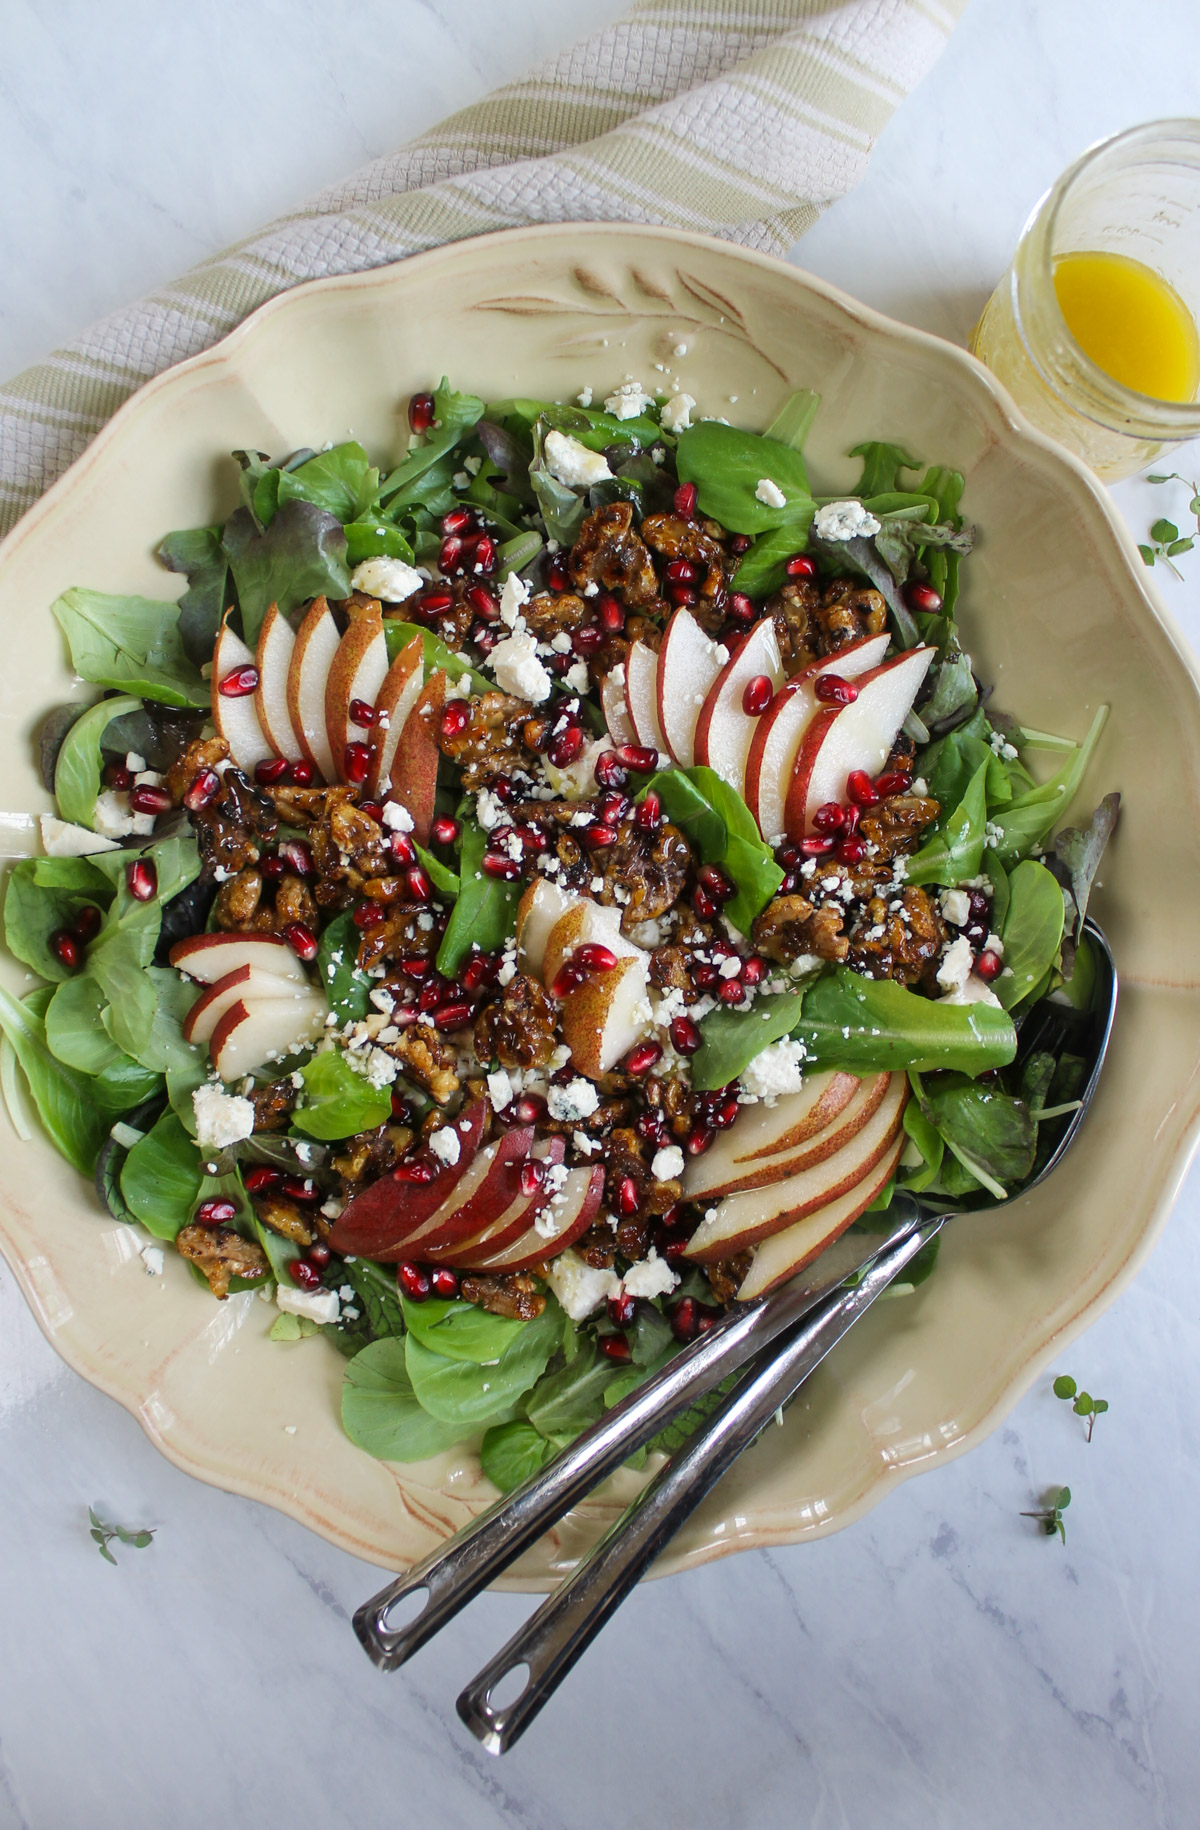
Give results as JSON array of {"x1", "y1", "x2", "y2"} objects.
[{"x1": 1, "y1": 224, "x2": 1198, "y2": 1585}]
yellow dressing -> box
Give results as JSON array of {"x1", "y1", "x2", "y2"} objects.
[{"x1": 1053, "y1": 250, "x2": 1200, "y2": 403}]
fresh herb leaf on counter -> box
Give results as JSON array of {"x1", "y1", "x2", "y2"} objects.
[
  {"x1": 88, "y1": 1505, "x2": 155, "y2": 1566},
  {"x1": 1020, "y1": 1485, "x2": 1071, "y2": 1544},
  {"x1": 1053, "y1": 1373, "x2": 1109, "y2": 1442}
]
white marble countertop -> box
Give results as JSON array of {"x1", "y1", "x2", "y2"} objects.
[{"x1": 3, "y1": 3, "x2": 1200, "y2": 1824}]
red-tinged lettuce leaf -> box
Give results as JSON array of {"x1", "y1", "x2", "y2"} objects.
[{"x1": 220, "y1": 500, "x2": 351, "y2": 646}]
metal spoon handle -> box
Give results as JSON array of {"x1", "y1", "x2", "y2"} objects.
[
  {"x1": 456, "y1": 1217, "x2": 942, "y2": 1755},
  {"x1": 353, "y1": 1212, "x2": 923, "y2": 1672}
]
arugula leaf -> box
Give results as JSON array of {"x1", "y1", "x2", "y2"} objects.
[
  {"x1": 691, "y1": 991, "x2": 805, "y2": 1092},
  {"x1": 437, "y1": 816, "x2": 522, "y2": 976},
  {"x1": 997, "y1": 860, "x2": 1066, "y2": 1010},
  {"x1": 0, "y1": 983, "x2": 111, "y2": 1174},
  {"x1": 988, "y1": 706, "x2": 1108, "y2": 865},
  {"x1": 792, "y1": 968, "x2": 1017, "y2": 1076},
  {"x1": 675, "y1": 421, "x2": 816, "y2": 536},
  {"x1": 292, "y1": 1050, "x2": 392, "y2": 1141},
  {"x1": 316, "y1": 910, "x2": 372, "y2": 1026},
  {"x1": 275, "y1": 442, "x2": 380, "y2": 524},
  {"x1": 221, "y1": 500, "x2": 351, "y2": 646},
  {"x1": 342, "y1": 1337, "x2": 467, "y2": 1462},
  {"x1": 1053, "y1": 793, "x2": 1120, "y2": 937},
  {"x1": 919, "y1": 635, "x2": 978, "y2": 734},
  {"x1": 380, "y1": 379, "x2": 485, "y2": 504},
  {"x1": 156, "y1": 525, "x2": 230, "y2": 665},
  {"x1": 120, "y1": 1108, "x2": 204, "y2": 1238},
  {"x1": 480, "y1": 1418, "x2": 555, "y2": 1491},
  {"x1": 53, "y1": 694, "x2": 142, "y2": 829},
  {"x1": 907, "y1": 760, "x2": 988, "y2": 886},
  {"x1": 404, "y1": 1298, "x2": 561, "y2": 1428},
  {"x1": 400, "y1": 1294, "x2": 534, "y2": 1365},
  {"x1": 643, "y1": 767, "x2": 783, "y2": 937},
  {"x1": 51, "y1": 589, "x2": 209, "y2": 709}
]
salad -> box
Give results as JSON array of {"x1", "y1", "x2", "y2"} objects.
[{"x1": 0, "y1": 377, "x2": 1117, "y2": 1490}]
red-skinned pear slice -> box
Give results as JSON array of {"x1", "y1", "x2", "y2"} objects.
[
  {"x1": 209, "y1": 993, "x2": 328, "y2": 1082},
  {"x1": 745, "y1": 635, "x2": 889, "y2": 842},
  {"x1": 456, "y1": 1165, "x2": 605, "y2": 1273},
  {"x1": 735, "y1": 1133, "x2": 906, "y2": 1300},
  {"x1": 388, "y1": 669, "x2": 445, "y2": 844},
  {"x1": 693, "y1": 616, "x2": 784, "y2": 796},
  {"x1": 600, "y1": 664, "x2": 637, "y2": 747},
  {"x1": 680, "y1": 1073, "x2": 890, "y2": 1202},
  {"x1": 783, "y1": 647, "x2": 935, "y2": 840},
  {"x1": 426, "y1": 1138, "x2": 567, "y2": 1264},
  {"x1": 211, "y1": 619, "x2": 274, "y2": 775},
  {"x1": 561, "y1": 954, "x2": 652, "y2": 1077},
  {"x1": 367, "y1": 635, "x2": 425, "y2": 798},
  {"x1": 683, "y1": 1075, "x2": 907, "y2": 1262},
  {"x1": 169, "y1": 932, "x2": 309, "y2": 985},
  {"x1": 329, "y1": 1101, "x2": 487, "y2": 1257},
  {"x1": 254, "y1": 603, "x2": 304, "y2": 761},
  {"x1": 326, "y1": 604, "x2": 389, "y2": 778},
  {"x1": 286, "y1": 596, "x2": 340, "y2": 783},
  {"x1": 656, "y1": 608, "x2": 728, "y2": 766},
  {"x1": 726, "y1": 1069, "x2": 863, "y2": 1162},
  {"x1": 624, "y1": 641, "x2": 668, "y2": 755},
  {"x1": 515, "y1": 879, "x2": 579, "y2": 978},
  {"x1": 182, "y1": 963, "x2": 315, "y2": 1045},
  {"x1": 373, "y1": 1127, "x2": 536, "y2": 1261}
]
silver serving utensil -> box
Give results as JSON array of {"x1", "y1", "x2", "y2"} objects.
[{"x1": 357, "y1": 922, "x2": 1117, "y2": 1748}]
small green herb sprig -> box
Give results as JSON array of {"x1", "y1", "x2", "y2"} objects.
[
  {"x1": 1053, "y1": 1373, "x2": 1109, "y2": 1442},
  {"x1": 88, "y1": 1505, "x2": 155, "y2": 1565},
  {"x1": 1021, "y1": 1486, "x2": 1071, "y2": 1544},
  {"x1": 1139, "y1": 473, "x2": 1200, "y2": 579}
]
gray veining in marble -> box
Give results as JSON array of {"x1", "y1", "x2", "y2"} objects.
[{"x1": 3, "y1": 2, "x2": 1200, "y2": 1825}]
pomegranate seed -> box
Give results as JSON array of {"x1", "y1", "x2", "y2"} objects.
[
  {"x1": 218, "y1": 664, "x2": 259, "y2": 698},
  {"x1": 283, "y1": 1176, "x2": 319, "y2": 1203},
  {"x1": 519, "y1": 1159, "x2": 546, "y2": 1197},
  {"x1": 601, "y1": 1334, "x2": 632, "y2": 1363},
  {"x1": 664, "y1": 558, "x2": 698, "y2": 584},
  {"x1": 692, "y1": 887, "x2": 719, "y2": 920},
  {"x1": 671, "y1": 1297, "x2": 700, "y2": 1342},
  {"x1": 799, "y1": 835, "x2": 836, "y2": 857},
  {"x1": 616, "y1": 744, "x2": 657, "y2": 775},
  {"x1": 397, "y1": 1261, "x2": 431, "y2": 1302},
  {"x1": 742, "y1": 674, "x2": 773, "y2": 716},
  {"x1": 244, "y1": 1166, "x2": 282, "y2": 1194},
  {"x1": 875, "y1": 771, "x2": 912, "y2": 799},
  {"x1": 616, "y1": 1176, "x2": 640, "y2": 1216},
  {"x1": 439, "y1": 535, "x2": 464, "y2": 573},
  {"x1": 674, "y1": 481, "x2": 698, "y2": 518},
  {"x1": 290, "y1": 759, "x2": 315, "y2": 786},
  {"x1": 408, "y1": 392, "x2": 435, "y2": 434},
  {"x1": 389, "y1": 830, "x2": 417, "y2": 867},
  {"x1": 473, "y1": 535, "x2": 497, "y2": 575},
  {"x1": 846, "y1": 770, "x2": 880, "y2": 806},
  {"x1": 594, "y1": 749, "x2": 628, "y2": 790},
  {"x1": 584, "y1": 823, "x2": 618, "y2": 848},
  {"x1": 349, "y1": 698, "x2": 377, "y2": 729},
  {"x1": 551, "y1": 961, "x2": 588, "y2": 997},
  {"x1": 260, "y1": 854, "x2": 286, "y2": 880},
  {"x1": 50, "y1": 930, "x2": 80, "y2": 969},
  {"x1": 359, "y1": 799, "x2": 384, "y2": 824},
  {"x1": 299, "y1": 1245, "x2": 330, "y2": 1278},
  {"x1": 129, "y1": 784, "x2": 172, "y2": 816},
  {"x1": 975, "y1": 950, "x2": 1003, "y2": 981},
  {"x1": 514, "y1": 1093, "x2": 547, "y2": 1124},
  {"x1": 813, "y1": 802, "x2": 846, "y2": 834},
  {"x1": 183, "y1": 768, "x2": 222, "y2": 810},
  {"x1": 278, "y1": 839, "x2": 314, "y2": 877},
  {"x1": 473, "y1": 623, "x2": 499, "y2": 654},
  {"x1": 624, "y1": 1040, "x2": 663, "y2": 1076},
  {"x1": 547, "y1": 726, "x2": 584, "y2": 769},
  {"x1": 837, "y1": 835, "x2": 867, "y2": 864},
  {"x1": 433, "y1": 999, "x2": 473, "y2": 1030},
  {"x1": 105, "y1": 762, "x2": 134, "y2": 791},
  {"x1": 669, "y1": 1015, "x2": 701, "y2": 1055},
  {"x1": 905, "y1": 581, "x2": 943, "y2": 613},
  {"x1": 666, "y1": 581, "x2": 696, "y2": 607},
  {"x1": 659, "y1": 1233, "x2": 690, "y2": 1264},
  {"x1": 393, "y1": 1158, "x2": 437, "y2": 1185},
  {"x1": 730, "y1": 534, "x2": 752, "y2": 555},
  {"x1": 596, "y1": 791, "x2": 629, "y2": 826},
  {"x1": 686, "y1": 1124, "x2": 714, "y2": 1154},
  {"x1": 482, "y1": 853, "x2": 522, "y2": 881},
  {"x1": 418, "y1": 979, "x2": 445, "y2": 1011},
  {"x1": 430, "y1": 1267, "x2": 459, "y2": 1299},
  {"x1": 72, "y1": 904, "x2": 102, "y2": 943},
  {"x1": 390, "y1": 1090, "x2": 412, "y2": 1121},
  {"x1": 547, "y1": 555, "x2": 569, "y2": 592},
  {"x1": 842, "y1": 803, "x2": 861, "y2": 836},
  {"x1": 608, "y1": 1289, "x2": 636, "y2": 1328},
  {"x1": 572, "y1": 625, "x2": 604, "y2": 656},
  {"x1": 785, "y1": 554, "x2": 817, "y2": 578},
  {"x1": 442, "y1": 506, "x2": 473, "y2": 536},
  {"x1": 196, "y1": 1198, "x2": 237, "y2": 1226},
  {"x1": 417, "y1": 589, "x2": 455, "y2": 618},
  {"x1": 692, "y1": 963, "x2": 720, "y2": 989},
  {"x1": 814, "y1": 674, "x2": 858, "y2": 706},
  {"x1": 406, "y1": 865, "x2": 433, "y2": 902},
  {"x1": 440, "y1": 702, "x2": 471, "y2": 741},
  {"x1": 777, "y1": 844, "x2": 802, "y2": 867},
  {"x1": 254, "y1": 756, "x2": 291, "y2": 786},
  {"x1": 712, "y1": 1095, "x2": 742, "y2": 1130},
  {"x1": 126, "y1": 859, "x2": 157, "y2": 902},
  {"x1": 284, "y1": 921, "x2": 318, "y2": 961},
  {"x1": 462, "y1": 583, "x2": 496, "y2": 621},
  {"x1": 400, "y1": 956, "x2": 431, "y2": 981},
  {"x1": 637, "y1": 1112, "x2": 668, "y2": 1147},
  {"x1": 741, "y1": 955, "x2": 766, "y2": 985},
  {"x1": 634, "y1": 791, "x2": 662, "y2": 832},
  {"x1": 726, "y1": 592, "x2": 755, "y2": 622},
  {"x1": 343, "y1": 742, "x2": 371, "y2": 784},
  {"x1": 718, "y1": 978, "x2": 746, "y2": 1006},
  {"x1": 576, "y1": 942, "x2": 619, "y2": 972},
  {"x1": 698, "y1": 864, "x2": 734, "y2": 903},
  {"x1": 429, "y1": 816, "x2": 459, "y2": 847},
  {"x1": 597, "y1": 594, "x2": 625, "y2": 633},
  {"x1": 352, "y1": 901, "x2": 385, "y2": 929}
]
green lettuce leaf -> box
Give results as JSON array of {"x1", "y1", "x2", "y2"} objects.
[
  {"x1": 342, "y1": 1338, "x2": 468, "y2": 1462},
  {"x1": 792, "y1": 968, "x2": 1017, "y2": 1075},
  {"x1": 53, "y1": 694, "x2": 142, "y2": 830},
  {"x1": 675, "y1": 420, "x2": 816, "y2": 536},
  {"x1": 221, "y1": 499, "x2": 351, "y2": 646},
  {"x1": 51, "y1": 589, "x2": 209, "y2": 709},
  {"x1": 292, "y1": 1050, "x2": 392, "y2": 1141},
  {"x1": 691, "y1": 991, "x2": 805, "y2": 1092},
  {"x1": 437, "y1": 816, "x2": 521, "y2": 976}
]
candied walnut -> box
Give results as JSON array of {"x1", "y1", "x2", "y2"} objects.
[
  {"x1": 648, "y1": 945, "x2": 700, "y2": 1004},
  {"x1": 327, "y1": 801, "x2": 392, "y2": 875},
  {"x1": 604, "y1": 1126, "x2": 681, "y2": 1221},
  {"x1": 597, "y1": 818, "x2": 691, "y2": 932},
  {"x1": 847, "y1": 887, "x2": 948, "y2": 991},
  {"x1": 766, "y1": 579, "x2": 819, "y2": 670},
  {"x1": 473, "y1": 973, "x2": 557, "y2": 1070},
  {"x1": 705, "y1": 1251, "x2": 753, "y2": 1305},
  {"x1": 883, "y1": 730, "x2": 917, "y2": 776},
  {"x1": 645, "y1": 1071, "x2": 703, "y2": 1141},
  {"x1": 753, "y1": 893, "x2": 849, "y2": 964},
  {"x1": 213, "y1": 867, "x2": 264, "y2": 930},
  {"x1": 813, "y1": 576, "x2": 887, "y2": 655},
  {"x1": 266, "y1": 783, "x2": 357, "y2": 828},
  {"x1": 175, "y1": 1223, "x2": 269, "y2": 1300},
  {"x1": 460, "y1": 1272, "x2": 546, "y2": 1321},
  {"x1": 574, "y1": 1225, "x2": 617, "y2": 1269},
  {"x1": 275, "y1": 873, "x2": 318, "y2": 929},
  {"x1": 541, "y1": 1094, "x2": 632, "y2": 1138},
  {"x1": 568, "y1": 502, "x2": 658, "y2": 606},
  {"x1": 355, "y1": 906, "x2": 436, "y2": 971},
  {"x1": 522, "y1": 590, "x2": 589, "y2": 641},
  {"x1": 436, "y1": 689, "x2": 531, "y2": 792},
  {"x1": 640, "y1": 512, "x2": 731, "y2": 609},
  {"x1": 390, "y1": 1027, "x2": 461, "y2": 1104},
  {"x1": 218, "y1": 768, "x2": 279, "y2": 840},
  {"x1": 254, "y1": 1195, "x2": 315, "y2": 1249},
  {"x1": 333, "y1": 1122, "x2": 406, "y2": 1188},
  {"x1": 615, "y1": 1213, "x2": 654, "y2": 1260},
  {"x1": 249, "y1": 1078, "x2": 297, "y2": 1133},
  {"x1": 167, "y1": 734, "x2": 229, "y2": 805},
  {"x1": 857, "y1": 794, "x2": 941, "y2": 861}
]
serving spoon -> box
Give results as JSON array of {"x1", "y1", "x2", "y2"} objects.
[{"x1": 355, "y1": 920, "x2": 1117, "y2": 1753}]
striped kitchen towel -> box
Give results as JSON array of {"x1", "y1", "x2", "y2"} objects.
[{"x1": 0, "y1": 0, "x2": 964, "y2": 536}]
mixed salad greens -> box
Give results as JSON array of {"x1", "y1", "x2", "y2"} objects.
[{"x1": 0, "y1": 374, "x2": 1116, "y2": 1489}]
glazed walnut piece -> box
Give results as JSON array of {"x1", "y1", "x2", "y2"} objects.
[
  {"x1": 846, "y1": 887, "x2": 949, "y2": 991},
  {"x1": 857, "y1": 793, "x2": 941, "y2": 861},
  {"x1": 175, "y1": 1224, "x2": 269, "y2": 1299},
  {"x1": 254, "y1": 1195, "x2": 316, "y2": 1249},
  {"x1": 472, "y1": 973, "x2": 558, "y2": 1070},
  {"x1": 813, "y1": 576, "x2": 887, "y2": 654},
  {"x1": 596, "y1": 817, "x2": 692, "y2": 933},
  {"x1": 568, "y1": 502, "x2": 659, "y2": 606},
  {"x1": 459, "y1": 1272, "x2": 546, "y2": 1320},
  {"x1": 436, "y1": 689, "x2": 532, "y2": 793},
  {"x1": 766, "y1": 579, "x2": 819, "y2": 670},
  {"x1": 521, "y1": 590, "x2": 589, "y2": 642},
  {"x1": 752, "y1": 893, "x2": 849, "y2": 964},
  {"x1": 389, "y1": 1026, "x2": 461, "y2": 1104}
]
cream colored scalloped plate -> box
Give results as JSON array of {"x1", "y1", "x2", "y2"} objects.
[{"x1": 1, "y1": 224, "x2": 1198, "y2": 1586}]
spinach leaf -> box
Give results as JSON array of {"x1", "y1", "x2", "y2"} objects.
[
  {"x1": 156, "y1": 525, "x2": 230, "y2": 665},
  {"x1": 731, "y1": 524, "x2": 810, "y2": 599},
  {"x1": 139, "y1": 966, "x2": 204, "y2": 1075},
  {"x1": 380, "y1": 379, "x2": 485, "y2": 504},
  {"x1": 404, "y1": 1298, "x2": 562, "y2": 1427},
  {"x1": 1053, "y1": 793, "x2": 1120, "y2": 937},
  {"x1": 87, "y1": 836, "x2": 202, "y2": 1060},
  {"x1": 522, "y1": 1343, "x2": 615, "y2": 1443},
  {"x1": 529, "y1": 418, "x2": 589, "y2": 547},
  {"x1": 997, "y1": 860, "x2": 1065, "y2": 1010},
  {"x1": 0, "y1": 983, "x2": 111, "y2": 1174},
  {"x1": 317, "y1": 910, "x2": 372, "y2": 1026},
  {"x1": 342, "y1": 1338, "x2": 467, "y2": 1462},
  {"x1": 480, "y1": 1418, "x2": 555, "y2": 1492},
  {"x1": 275, "y1": 441, "x2": 380, "y2": 524},
  {"x1": 120, "y1": 1108, "x2": 204, "y2": 1238},
  {"x1": 914, "y1": 1071, "x2": 1036, "y2": 1195},
  {"x1": 45, "y1": 973, "x2": 129, "y2": 1075},
  {"x1": 53, "y1": 694, "x2": 141, "y2": 829},
  {"x1": 643, "y1": 767, "x2": 783, "y2": 937},
  {"x1": 988, "y1": 706, "x2": 1108, "y2": 865},
  {"x1": 330, "y1": 1254, "x2": 406, "y2": 1356},
  {"x1": 675, "y1": 420, "x2": 816, "y2": 536},
  {"x1": 292, "y1": 1050, "x2": 392, "y2": 1141},
  {"x1": 850, "y1": 441, "x2": 921, "y2": 497},
  {"x1": 919, "y1": 635, "x2": 977, "y2": 734},
  {"x1": 415, "y1": 843, "x2": 460, "y2": 900},
  {"x1": 437, "y1": 816, "x2": 522, "y2": 976},
  {"x1": 221, "y1": 499, "x2": 351, "y2": 646},
  {"x1": 343, "y1": 519, "x2": 415, "y2": 568},
  {"x1": 4, "y1": 861, "x2": 108, "y2": 982},
  {"x1": 907, "y1": 760, "x2": 988, "y2": 886},
  {"x1": 898, "y1": 1094, "x2": 944, "y2": 1192},
  {"x1": 401, "y1": 1294, "x2": 533, "y2": 1365},
  {"x1": 792, "y1": 968, "x2": 1017, "y2": 1075},
  {"x1": 691, "y1": 991, "x2": 805, "y2": 1092},
  {"x1": 51, "y1": 589, "x2": 209, "y2": 709}
]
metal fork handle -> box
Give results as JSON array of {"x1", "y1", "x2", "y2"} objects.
[
  {"x1": 354, "y1": 1215, "x2": 921, "y2": 1672},
  {"x1": 456, "y1": 1217, "x2": 942, "y2": 1755}
]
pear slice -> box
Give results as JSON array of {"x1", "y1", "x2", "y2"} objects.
[
  {"x1": 655, "y1": 607, "x2": 728, "y2": 766},
  {"x1": 286, "y1": 597, "x2": 341, "y2": 783},
  {"x1": 211, "y1": 619, "x2": 274, "y2": 775},
  {"x1": 329, "y1": 1101, "x2": 488, "y2": 1257},
  {"x1": 745, "y1": 634, "x2": 889, "y2": 843},
  {"x1": 600, "y1": 663, "x2": 637, "y2": 747},
  {"x1": 624, "y1": 640, "x2": 668, "y2": 754},
  {"x1": 254, "y1": 603, "x2": 305, "y2": 761},
  {"x1": 680, "y1": 1073, "x2": 890, "y2": 1202},
  {"x1": 367, "y1": 635, "x2": 425, "y2": 797},
  {"x1": 182, "y1": 963, "x2": 314, "y2": 1045},
  {"x1": 209, "y1": 992, "x2": 328, "y2": 1082},
  {"x1": 169, "y1": 931, "x2": 310, "y2": 985},
  {"x1": 561, "y1": 954, "x2": 652, "y2": 1078},
  {"x1": 693, "y1": 615, "x2": 784, "y2": 798},
  {"x1": 457, "y1": 1165, "x2": 606, "y2": 1273},
  {"x1": 516, "y1": 878, "x2": 580, "y2": 978},
  {"x1": 784, "y1": 647, "x2": 934, "y2": 839},
  {"x1": 735, "y1": 1134, "x2": 906, "y2": 1300},
  {"x1": 541, "y1": 900, "x2": 640, "y2": 992},
  {"x1": 326, "y1": 604, "x2": 389, "y2": 778},
  {"x1": 426, "y1": 1138, "x2": 567, "y2": 1264},
  {"x1": 388, "y1": 669, "x2": 445, "y2": 844}
]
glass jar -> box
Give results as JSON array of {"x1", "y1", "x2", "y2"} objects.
[{"x1": 972, "y1": 120, "x2": 1200, "y2": 480}]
